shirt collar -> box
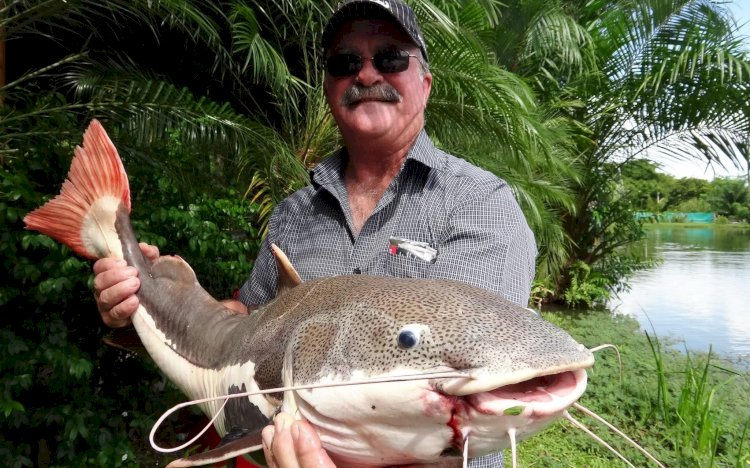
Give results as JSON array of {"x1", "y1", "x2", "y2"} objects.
[{"x1": 311, "y1": 130, "x2": 441, "y2": 189}]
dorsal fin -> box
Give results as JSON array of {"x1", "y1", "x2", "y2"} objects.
[{"x1": 271, "y1": 243, "x2": 302, "y2": 295}]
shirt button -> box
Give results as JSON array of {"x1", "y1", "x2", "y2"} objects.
[{"x1": 353, "y1": 268, "x2": 361, "y2": 274}]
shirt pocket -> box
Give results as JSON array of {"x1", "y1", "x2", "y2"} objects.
[
  {"x1": 386, "y1": 252, "x2": 433, "y2": 278},
  {"x1": 384, "y1": 233, "x2": 438, "y2": 278}
]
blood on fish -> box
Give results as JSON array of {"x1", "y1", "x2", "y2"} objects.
[{"x1": 447, "y1": 402, "x2": 469, "y2": 450}]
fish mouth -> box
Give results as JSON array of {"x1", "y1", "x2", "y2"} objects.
[
  {"x1": 464, "y1": 369, "x2": 586, "y2": 416},
  {"x1": 431, "y1": 368, "x2": 589, "y2": 452}
]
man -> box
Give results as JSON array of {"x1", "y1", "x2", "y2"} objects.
[{"x1": 94, "y1": 0, "x2": 537, "y2": 466}]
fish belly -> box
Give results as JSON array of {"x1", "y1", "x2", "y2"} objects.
[{"x1": 293, "y1": 380, "x2": 455, "y2": 466}]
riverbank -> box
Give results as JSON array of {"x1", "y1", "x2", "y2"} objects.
[
  {"x1": 644, "y1": 221, "x2": 750, "y2": 230},
  {"x1": 510, "y1": 310, "x2": 750, "y2": 466}
]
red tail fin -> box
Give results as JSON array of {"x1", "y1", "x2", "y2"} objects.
[{"x1": 23, "y1": 120, "x2": 131, "y2": 260}]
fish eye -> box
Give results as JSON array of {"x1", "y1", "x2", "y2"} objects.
[{"x1": 397, "y1": 327, "x2": 421, "y2": 349}]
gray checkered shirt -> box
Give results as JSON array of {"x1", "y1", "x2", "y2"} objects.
[{"x1": 239, "y1": 130, "x2": 537, "y2": 467}]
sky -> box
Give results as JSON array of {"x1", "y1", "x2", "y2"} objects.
[{"x1": 655, "y1": 0, "x2": 750, "y2": 180}]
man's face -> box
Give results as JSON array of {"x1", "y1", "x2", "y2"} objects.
[{"x1": 324, "y1": 19, "x2": 432, "y2": 142}]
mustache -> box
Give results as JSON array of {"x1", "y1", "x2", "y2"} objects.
[{"x1": 341, "y1": 84, "x2": 401, "y2": 106}]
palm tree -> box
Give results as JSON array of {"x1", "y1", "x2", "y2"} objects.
[
  {"x1": 707, "y1": 176, "x2": 750, "y2": 219},
  {"x1": 1, "y1": 1, "x2": 574, "y2": 463},
  {"x1": 490, "y1": 0, "x2": 750, "y2": 298},
  {"x1": 413, "y1": 0, "x2": 580, "y2": 283}
]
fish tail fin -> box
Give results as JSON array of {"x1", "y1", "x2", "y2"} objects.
[{"x1": 23, "y1": 119, "x2": 131, "y2": 260}]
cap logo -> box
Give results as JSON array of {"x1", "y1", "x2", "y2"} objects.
[{"x1": 371, "y1": 0, "x2": 391, "y2": 10}]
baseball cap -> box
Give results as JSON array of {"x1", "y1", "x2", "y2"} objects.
[{"x1": 322, "y1": 0, "x2": 428, "y2": 62}]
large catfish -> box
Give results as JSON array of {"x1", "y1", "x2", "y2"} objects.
[{"x1": 25, "y1": 120, "x2": 615, "y2": 467}]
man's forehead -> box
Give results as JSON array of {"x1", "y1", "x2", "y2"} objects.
[{"x1": 328, "y1": 18, "x2": 417, "y2": 51}]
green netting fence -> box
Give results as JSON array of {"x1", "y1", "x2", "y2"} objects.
[{"x1": 634, "y1": 212, "x2": 715, "y2": 223}]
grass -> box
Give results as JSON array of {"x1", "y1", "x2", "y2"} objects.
[{"x1": 508, "y1": 310, "x2": 750, "y2": 467}]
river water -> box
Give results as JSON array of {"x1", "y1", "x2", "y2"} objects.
[{"x1": 608, "y1": 225, "x2": 750, "y2": 364}]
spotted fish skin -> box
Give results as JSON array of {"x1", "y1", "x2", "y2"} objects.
[
  {"x1": 248, "y1": 274, "x2": 592, "y2": 386},
  {"x1": 24, "y1": 120, "x2": 595, "y2": 466},
  {"x1": 240, "y1": 275, "x2": 593, "y2": 465}
]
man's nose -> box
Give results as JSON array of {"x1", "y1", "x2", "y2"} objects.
[{"x1": 355, "y1": 57, "x2": 384, "y2": 87}]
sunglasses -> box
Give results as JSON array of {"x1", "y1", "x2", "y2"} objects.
[{"x1": 325, "y1": 50, "x2": 420, "y2": 77}]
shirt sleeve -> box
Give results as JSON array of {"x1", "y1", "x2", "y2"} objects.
[
  {"x1": 427, "y1": 183, "x2": 537, "y2": 307},
  {"x1": 237, "y1": 206, "x2": 283, "y2": 307}
]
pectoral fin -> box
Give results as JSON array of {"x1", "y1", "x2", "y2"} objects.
[{"x1": 165, "y1": 429, "x2": 264, "y2": 467}]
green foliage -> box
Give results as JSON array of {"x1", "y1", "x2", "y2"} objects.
[
  {"x1": 646, "y1": 333, "x2": 749, "y2": 465},
  {"x1": 620, "y1": 160, "x2": 675, "y2": 211},
  {"x1": 707, "y1": 177, "x2": 750, "y2": 221},
  {"x1": 668, "y1": 178, "x2": 711, "y2": 211},
  {"x1": 515, "y1": 311, "x2": 750, "y2": 466},
  {"x1": 714, "y1": 214, "x2": 730, "y2": 224},
  {"x1": 2, "y1": 0, "x2": 750, "y2": 461},
  {"x1": 562, "y1": 261, "x2": 609, "y2": 308},
  {"x1": 0, "y1": 111, "x2": 261, "y2": 465},
  {"x1": 619, "y1": 164, "x2": 750, "y2": 224},
  {"x1": 529, "y1": 279, "x2": 555, "y2": 310},
  {"x1": 514, "y1": 0, "x2": 750, "y2": 300},
  {"x1": 675, "y1": 197, "x2": 712, "y2": 212}
]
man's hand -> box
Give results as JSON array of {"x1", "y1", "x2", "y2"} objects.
[
  {"x1": 260, "y1": 413, "x2": 463, "y2": 468},
  {"x1": 93, "y1": 243, "x2": 159, "y2": 328},
  {"x1": 262, "y1": 413, "x2": 335, "y2": 468}
]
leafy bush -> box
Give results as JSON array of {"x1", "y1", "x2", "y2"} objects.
[
  {"x1": 714, "y1": 215, "x2": 729, "y2": 224},
  {"x1": 562, "y1": 261, "x2": 610, "y2": 308},
  {"x1": 669, "y1": 213, "x2": 688, "y2": 223},
  {"x1": 1, "y1": 117, "x2": 263, "y2": 466},
  {"x1": 730, "y1": 202, "x2": 749, "y2": 223},
  {"x1": 530, "y1": 280, "x2": 555, "y2": 310},
  {"x1": 675, "y1": 197, "x2": 711, "y2": 212},
  {"x1": 707, "y1": 177, "x2": 749, "y2": 218}
]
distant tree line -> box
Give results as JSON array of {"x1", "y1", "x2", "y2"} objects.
[{"x1": 620, "y1": 159, "x2": 750, "y2": 222}]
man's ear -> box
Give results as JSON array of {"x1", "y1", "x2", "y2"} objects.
[
  {"x1": 422, "y1": 72, "x2": 432, "y2": 104},
  {"x1": 322, "y1": 77, "x2": 334, "y2": 105}
]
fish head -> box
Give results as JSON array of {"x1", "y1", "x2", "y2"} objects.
[{"x1": 278, "y1": 276, "x2": 594, "y2": 465}]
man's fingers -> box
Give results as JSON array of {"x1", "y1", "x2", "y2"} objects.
[
  {"x1": 268, "y1": 414, "x2": 300, "y2": 468},
  {"x1": 92, "y1": 244, "x2": 156, "y2": 329},
  {"x1": 95, "y1": 272, "x2": 140, "y2": 309},
  {"x1": 99, "y1": 294, "x2": 139, "y2": 328},
  {"x1": 220, "y1": 299, "x2": 249, "y2": 315},
  {"x1": 262, "y1": 414, "x2": 335, "y2": 468},
  {"x1": 292, "y1": 420, "x2": 336, "y2": 468},
  {"x1": 262, "y1": 425, "x2": 279, "y2": 468},
  {"x1": 139, "y1": 243, "x2": 160, "y2": 261},
  {"x1": 93, "y1": 263, "x2": 140, "y2": 328},
  {"x1": 93, "y1": 264, "x2": 139, "y2": 295},
  {"x1": 93, "y1": 257, "x2": 127, "y2": 275}
]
